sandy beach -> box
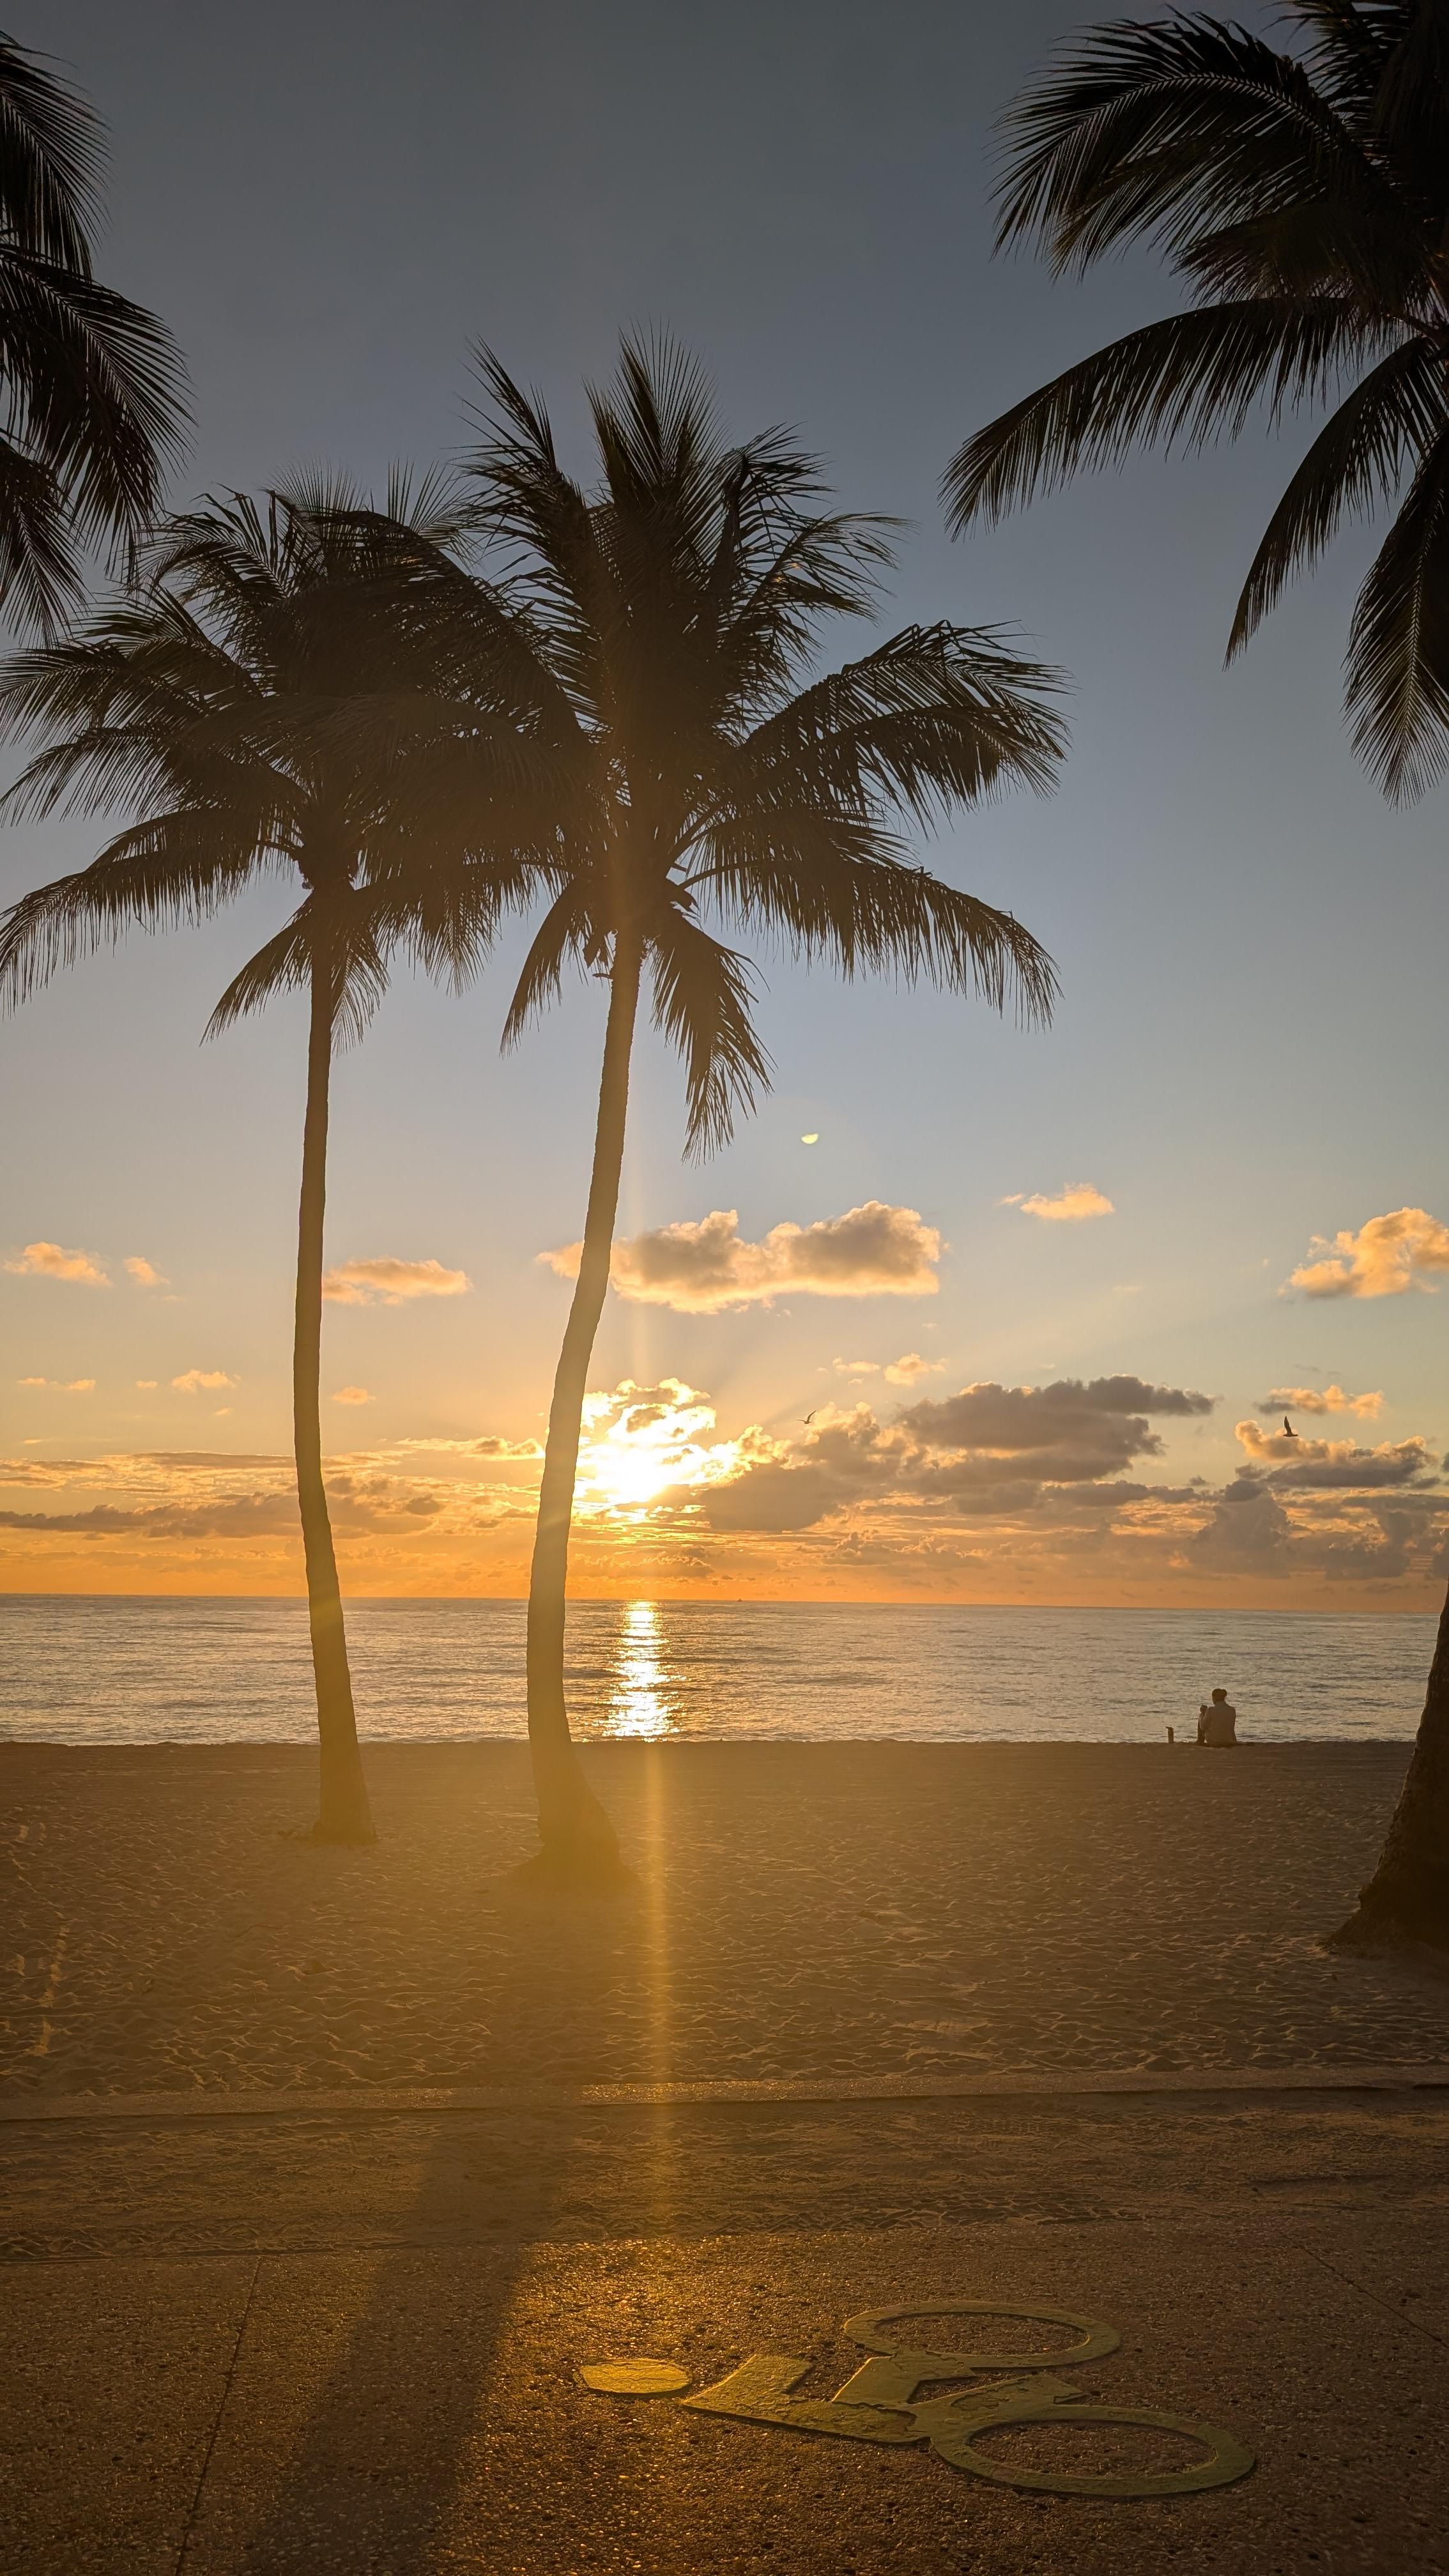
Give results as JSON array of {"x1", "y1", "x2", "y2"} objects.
[{"x1": 4, "y1": 1740, "x2": 1448, "y2": 2100}]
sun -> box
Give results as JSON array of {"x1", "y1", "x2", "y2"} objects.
[
  {"x1": 574, "y1": 1380, "x2": 739, "y2": 1517},
  {"x1": 579, "y1": 1427, "x2": 682, "y2": 1511}
]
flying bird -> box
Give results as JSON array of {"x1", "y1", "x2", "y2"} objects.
[
  {"x1": 1283, "y1": 1416, "x2": 1298, "y2": 1438},
  {"x1": 803, "y1": 1411, "x2": 816, "y2": 1425}
]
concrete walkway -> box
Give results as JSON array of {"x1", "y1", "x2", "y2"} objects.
[{"x1": 4, "y1": 2083, "x2": 1447, "y2": 2573}]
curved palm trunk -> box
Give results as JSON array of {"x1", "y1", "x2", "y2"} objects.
[
  {"x1": 523, "y1": 935, "x2": 641, "y2": 1883},
  {"x1": 1332, "y1": 1579, "x2": 1449, "y2": 1948},
  {"x1": 296, "y1": 941, "x2": 375, "y2": 1846}
]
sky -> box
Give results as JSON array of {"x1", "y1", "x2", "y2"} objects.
[{"x1": 3, "y1": 0, "x2": 1448, "y2": 1607}]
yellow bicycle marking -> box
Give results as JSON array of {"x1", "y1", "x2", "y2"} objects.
[{"x1": 581, "y1": 2300, "x2": 1255, "y2": 2499}]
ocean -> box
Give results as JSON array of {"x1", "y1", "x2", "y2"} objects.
[{"x1": 0, "y1": 1595, "x2": 1434, "y2": 1744}]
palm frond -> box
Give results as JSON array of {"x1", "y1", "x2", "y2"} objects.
[
  {"x1": 0, "y1": 33, "x2": 103, "y2": 271},
  {"x1": 945, "y1": 300, "x2": 1386, "y2": 531},
  {"x1": 695, "y1": 821, "x2": 1059, "y2": 1025},
  {"x1": 647, "y1": 901, "x2": 771, "y2": 1156},
  {"x1": 1344, "y1": 424, "x2": 1449, "y2": 801},
  {"x1": 994, "y1": 13, "x2": 1390, "y2": 275},
  {"x1": 724, "y1": 625, "x2": 1068, "y2": 820},
  {"x1": 500, "y1": 881, "x2": 597, "y2": 1048},
  {"x1": 1229, "y1": 332, "x2": 1446, "y2": 652},
  {"x1": 206, "y1": 894, "x2": 392, "y2": 1047},
  {"x1": 0, "y1": 433, "x2": 79, "y2": 629},
  {"x1": 0, "y1": 812, "x2": 264, "y2": 1009}
]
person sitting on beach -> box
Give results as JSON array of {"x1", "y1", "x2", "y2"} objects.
[{"x1": 1197, "y1": 1688, "x2": 1238, "y2": 1747}]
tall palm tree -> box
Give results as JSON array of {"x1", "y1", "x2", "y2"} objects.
[
  {"x1": 461, "y1": 341, "x2": 1067, "y2": 1883},
  {"x1": 0, "y1": 481, "x2": 539, "y2": 1841},
  {"x1": 0, "y1": 29, "x2": 185, "y2": 626},
  {"x1": 947, "y1": 2, "x2": 1449, "y2": 1945}
]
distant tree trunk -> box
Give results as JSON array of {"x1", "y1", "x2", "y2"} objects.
[
  {"x1": 1331, "y1": 1579, "x2": 1449, "y2": 1948},
  {"x1": 296, "y1": 939, "x2": 375, "y2": 1846},
  {"x1": 523, "y1": 931, "x2": 641, "y2": 1884}
]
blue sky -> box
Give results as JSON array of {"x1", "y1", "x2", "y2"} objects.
[{"x1": 3, "y1": 0, "x2": 1446, "y2": 1602}]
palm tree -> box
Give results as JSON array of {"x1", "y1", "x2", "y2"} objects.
[
  {"x1": 460, "y1": 341, "x2": 1067, "y2": 1883},
  {"x1": 0, "y1": 481, "x2": 539, "y2": 1842},
  {"x1": 0, "y1": 29, "x2": 185, "y2": 626},
  {"x1": 946, "y1": 2, "x2": 1449, "y2": 1945}
]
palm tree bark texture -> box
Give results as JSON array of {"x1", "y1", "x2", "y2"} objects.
[
  {"x1": 295, "y1": 933, "x2": 375, "y2": 1845},
  {"x1": 523, "y1": 930, "x2": 643, "y2": 1881}
]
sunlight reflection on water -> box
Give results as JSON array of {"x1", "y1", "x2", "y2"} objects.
[{"x1": 606, "y1": 1599, "x2": 675, "y2": 1738}]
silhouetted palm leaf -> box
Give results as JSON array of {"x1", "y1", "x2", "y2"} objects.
[
  {"x1": 948, "y1": 2, "x2": 1449, "y2": 801},
  {"x1": 0, "y1": 33, "x2": 185, "y2": 625}
]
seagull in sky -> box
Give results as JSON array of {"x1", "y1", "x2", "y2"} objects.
[
  {"x1": 803, "y1": 1411, "x2": 816, "y2": 1425},
  {"x1": 1283, "y1": 1415, "x2": 1298, "y2": 1438}
]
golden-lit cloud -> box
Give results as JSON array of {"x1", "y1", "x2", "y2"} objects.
[
  {"x1": 1002, "y1": 1184, "x2": 1115, "y2": 1223},
  {"x1": 3, "y1": 1357, "x2": 1447, "y2": 1606},
  {"x1": 172, "y1": 1368, "x2": 238, "y2": 1393},
  {"x1": 884, "y1": 1352, "x2": 944, "y2": 1386},
  {"x1": 1234, "y1": 1419, "x2": 1430, "y2": 1486},
  {"x1": 4, "y1": 1239, "x2": 109, "y2": 1284},
  {"x1": 332, "y1": 1386, "x2": 374, "y2": 1406},
  {"x1": 323, "y1": 1256, "x2": 472, "y2": 1305},
  {"x1": 1259, "y1": 1384, "x2": 1383, "y2": 1420},
  {"x1": 543, "y1": 1202, "x2": 942, "y2": 1312},
  {"x1": 123, "y1": 1255, "x2": 166, "y2": 1287},
  {"x1": 1288, "y1": 1207, "x2": 1449, "y2": 1298},
  {"x1": 16, "y1": 1374, "x2": 96, "y2": 1392}
]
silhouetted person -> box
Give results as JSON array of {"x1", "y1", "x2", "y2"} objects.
[{"x1": 1197, "y1": 1688, "x2": 1238, "y2": 1747}]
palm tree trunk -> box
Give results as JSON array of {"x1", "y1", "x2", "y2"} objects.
[
  {"x1": 296, "y1": 940, "x2": 375, "y2": 1846},
  {"x1": 1331, "y1": 1576, "x2": 1449, "y2": 1948},
  {"x1": 523, "y1": 933, "x2": 641, "y2": 1883}
]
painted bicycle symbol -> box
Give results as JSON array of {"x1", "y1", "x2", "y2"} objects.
[{"x1": 582, "y1": 2301, "x2": 1255, "y2": 2499}]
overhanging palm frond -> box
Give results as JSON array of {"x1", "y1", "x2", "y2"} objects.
[
  {"x1": 1345, "y1": 424, "x2": 1449, "y2": 802},
  {"x1": 1229, "y1": 335, "x2": 1448, "y2": 652},
  {"x1": 648, "y1": 903, "x2": 771, "y2": 1157},
  {"x1": 695, "y1": 818, "x2": 1059, "y2": 1025},
  {"x1": 206, "y1": 892, "x2": 393, "y2": 1048},
  {"x1": 0, "y1": 812, "x2": 268, "y2": 1008},
  {"x1": 0, "y1": 433, "x2": 79, "y2": 628},
  {"x1": 960, "y1": 3, "x2": 1449, "y2": 802},
  {"x1": 994, "y1": 12, "x2": 1388, "y2": 275},
  {"x1": 500, "y1": 880, "x2": 599, "y2": 1050},
  {"x1": 724, "y1": 625, "x2": 1068, "y2": 820},
  {"x1": 946, "y1": 300, "x2": 1384, "y2": 532}
]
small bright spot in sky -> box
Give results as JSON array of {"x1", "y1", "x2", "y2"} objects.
[{"x1": 801, "y1": 1132, "x2": 819, "y2": 1145}]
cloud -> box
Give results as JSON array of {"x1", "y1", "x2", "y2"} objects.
[
  {"x1": 1002, "y1": 1184, "x2": 1115, "y2": 1224},
  {"x1": 172, "y1": 1369, "x2": 238, "y2": 1393},
  {"x1": 323, "y1": 1257, "x2": 472, "y2": 1306},
  {"x1": 834, "y1": 1358, "x2": 882, "y2": 1378},
  {"x1": 1259, "y1": 1384, "x2": 1383, "y2": 1420},
  {"x1": 1288, "y1": 1207, "x2": 1449, "y2": 1299},
  {"x1": 884, "y1": 1353, "x2": 944, "y2": 1386},
  {"x1": 4, "y1": 1240, "x2": 109, "y2": 1285},
  {"x1": 124, "y1": 1256, "x2": 166, "y2": 1287},
  {"x1": 471, "y1": 1434, "x2": 544, "y2": 1459},
  {"x1": 543, "y1": 1202, "x2": 941, "y2": 1312},
  {"x1": 135, "y1": 1379, "x2": 157, "y2": 1389},
  {"x1": 1234, "y1": 1419, "x2": 1432, "y2": 1488},
  {"x1": 703, "y1": 1374, "x2": 1216, "y2": 1533},
  {"x1": 332, "y1": 1386, "x2": 374, "y2": 1406},
  {"x1": 16, "y1": 1376, "x2": 95, "y2": 1392}
]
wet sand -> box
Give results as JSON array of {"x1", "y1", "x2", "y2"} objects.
[{"x1": 3, "y1": 1741, "x2": 1447, "y2": 2099}]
